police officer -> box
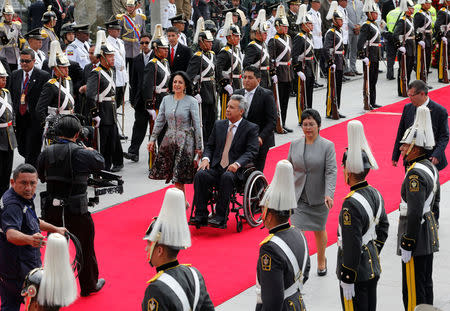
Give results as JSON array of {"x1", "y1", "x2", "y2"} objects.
[
  {"x1": 216, "y1": 13, "x2": 243, "y2": 120},
  {"x1": 397, "y1": 105, "x2": 439, "y2": 310},
  {"x1": 186, "y1": 18, "x2": 217, "y2": 144},
  {"x1": 66, "y1": 24, "x2": 91, "y2": 70},
  {"x1": 0, "y1": 163, "x2": 65, "y2": 311},
  {"x1": 40, "y1": 6, "x2": 58, "y2": 56},
  {"x1": 36, "y1": 115, "x2": 106, "y2": 297},
  {"x1": 434, "y1": 0, "x2": 450, "y2": 83},
  {"x1": 243, "y1": 9, "x2": 271, "y2": 89},
  {"x1": 142, "y1": 188, "x2": 214, "y2": 311},
  {"x1": 0, "y1": 1, "x2": 25, "y2": 71},
  {"x1": 357, "y1": 0, "x2": 382, "y2": 109},
  {"x1": 0, "y1": 61, "x2": 15, "y2": 197},
  {"x1": 309, "y1": 0, "x2": 325, "y2": 87},
  {"x1": 36, "y1": 41, "x2": 74, "y2": 127},
  {"x1": 414, "y1": 0, "x2": 433, "y2": 84},
  {"x1": 24, "y1": 28, "x2": 46, "y2": 70},
  {"x1": 257, "y1": 160, "x2": 310, "y2": 311},
  {"x1": 338, "y1": 120, "x2": 389, "y2": 311},
  {"x1": 269, "y1": 5, "x2": 293, "y2": 132}
]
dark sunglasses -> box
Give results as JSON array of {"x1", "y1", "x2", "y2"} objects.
[
  {"x1": 140, "y1": 41, "x2": 150, "y2": 45},
  {"x1": 20, "y1": 59, "x2": 33, "y2": 63}
]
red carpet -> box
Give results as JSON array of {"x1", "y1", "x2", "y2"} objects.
[{"x1": 24, "y1": 86, "x2": 450, "y2": 310}]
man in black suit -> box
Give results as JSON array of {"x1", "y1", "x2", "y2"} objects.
[
  {"x1": 234, "y1": 66, "x2": 276, "y2": 172},
  {"x1": 28, "y1": 0, "x2": 46, "y2": 29},
  {"x1": 11, "y1": 49, "x2": 51, "y2": 167},
  {"x1": 190, "y1": 95, "x2": 259, "y2": 228},
  {"x1": 167, "y1": 26, "x2": 193, "y2": 73}
]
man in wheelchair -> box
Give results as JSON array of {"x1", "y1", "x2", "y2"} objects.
[{"x1": 190, "y1": 95, "x2": 260, "y2": 228}]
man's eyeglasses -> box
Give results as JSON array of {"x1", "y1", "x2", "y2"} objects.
[
  {"x1": 140, "y1": 41, "x2": 150, "y2": 45},
  {"x1": 20, "y1": 59, "x2": 33, "y2": 63},
  {"x1": 407, "y1": 92, "x2": 421, "y2": 97}
]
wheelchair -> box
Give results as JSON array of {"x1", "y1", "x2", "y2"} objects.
[{"x1": 189, "y1": 165, "x2": 268, "y2": 232}]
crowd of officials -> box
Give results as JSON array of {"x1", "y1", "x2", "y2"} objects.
[{"x1": 0, "y1": 0, "x2": 449, "y2": 309}]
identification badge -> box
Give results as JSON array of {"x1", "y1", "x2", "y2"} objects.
[{"x1": 20, "y1": 94, "x2": 26, "y2": 105}]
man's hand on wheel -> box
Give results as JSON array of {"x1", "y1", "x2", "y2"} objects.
[{"x1": 227, "y1": 163, "x2": 239, "y2": 173}]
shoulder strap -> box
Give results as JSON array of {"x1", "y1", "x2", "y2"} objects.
[
  {"x1": 188, "y1": 267, "x2": 200, "y2": 311},
  {"x1": 158, "y1": 273, "x2": 190, "y2": 311}
]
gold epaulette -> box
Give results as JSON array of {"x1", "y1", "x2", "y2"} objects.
[
  {"x1": 49, "y1": 78, "x2": 57, "y2": 84},
  {"x1": 139, "y1": 13, "x2": 147, "y2": 20},
  {"x1": 365, "y1": 21, "x2": 371, "y2": 24},
  {"x1": 401, "y1": 16, "x2": 406, "y2": 20},
  {"x1": 12, "y1": 21, "x2": 21, "y2": 26},
  {"x1": 274, "y1": 34, "x2": 280, "y2": 39},
  {"x1": 224, "y1": 46, "x2": 230, "y2": 51},
  {"x1": 407, "y1": 162, "x2": 417, "y2": 172},
  {"x1": 344, "y1": 190, "x2": 355, "y2": 200},
  {"x1": 419, "y1": 9, "x2": 423, "y2": 13},
  {"x1": 116, "y1": 13, "x2": 124, "y2": 20},
  {"x1": 66, "y1": 76, "x2": 72, "y2": 81},
  {"x1": 94, "y1": 67, "x2": 102, "y2": 72},
  {"x1": 181, "y1": 264, "x2": 192, "y2": 267},
  {"x1": 2, "y1": 88, "x2": 9, "y2": 93},
  {"x1": 211, "y1": 50, "x2": 215, "y2": 55},
  {"x1": 331, "y1": 28, "x2": 336, "y2": 32},
  {"x1": 249, "y1": 40, "x2": 256, "y2": 45},
  {"x1": 260, "y1": 233, "x2": 274, "y2": 246},
  {"x1": 0, "y1": 23, "x2": 4, "y2": 27},
  {"x1": 440, "y1": 7, "x2": 446, "y2": 11},
  {"x1": 299, "y1": 33, "x2": 304, "y2": 37},
  {"x1": 195, "y1": 51, "x2": 202, "y2": 56},
  {"x1": 40, "y1": 29, "x2": 48, "y2": 38},
  {"x1": 147, "y1": 271, "x2": 164, "y2": 284},
  {"x1": 151, "y1": 58, "x2": 157, "y2": 63}
]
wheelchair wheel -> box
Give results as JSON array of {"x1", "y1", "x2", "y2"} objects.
[{"x1": 243, "y1": 170, "x2": 268, "y2": 227}]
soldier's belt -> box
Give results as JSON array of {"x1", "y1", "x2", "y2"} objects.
[
  {"x1": 423, "y1": 30, "x2": 432, "y2": 33},
  {"x1": 0, "y1": 120, "x2": 12, "y2": 128},
  {"x1": 102, "y1": 96, "x2": 116, "y2": 102},
  {"x1": 304, "y1": 56, "x2": 314, "y2": 60},
  {"x1": 276, "y1": 61, "x2": 291, "y2": 66},
  {"x1": 155, "y1": 88, "x2": 168, "y2": 94},
  {"x1": 260, "y1": 66, "x2": 270, "y2": 70},
  {"x1": 200, "y1": 77, "x2": 213, "y2": 82},
  {"x1": 47, "y1": 107, "x2": 73, "y2": 115},
  {"x1": 406, "y1": 36, "x2": 415, "y2": 40},
  {"x1": 370, "y1": 43, "x2": 382, "y2": 47},
  {"x1": 232, "y1": 74, "x2": 242, "y2": 79},
  {"x1": 335, "y1": 51, "x2": 344, "y2": 54},
  {"x1": 122, "y1": 37, "x2": 138, "y2": 42}
]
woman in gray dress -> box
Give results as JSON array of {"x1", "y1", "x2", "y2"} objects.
[
  {"x1": 148, "y1": 71, "x2": 202, "y2": 204},
  {"x1": 287, "y1": 109, "x2": 337, "y2": 276}
]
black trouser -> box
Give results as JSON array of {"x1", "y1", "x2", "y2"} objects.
[
  {"x1": 126, "y1": 57, "x2": 134, "y2": 82},
  {"x1": 115, "y1": 85, "x2": 126, "y2": 109},
  {"x1": 315, "y1": 48, "x2": 326, "y2": 79},
  {"x1": 278, "y1": 81, "x2": 291, "y2": 126},
  {"x1": 386, "y1": 40, "x2": 397, "y2": 79},
  {"x1": 15, "y1": 114, "x2": 43, "y2": 168},
  {"x1": 339, "y1": 277, "x2": 379, "y2": 311},
  {"x1": 112, "y1": 128, "x2": 123, "y2": 167},
  {"x1": 369, "y1": 61, "x2": 379, "y2": 107},
  {"x1": 43, "y1": 206, "x2": 99, "y2": 295},
  {"x1": 397, "y1": 54, "x2": 415, "y2": 96},
  {"x1": 0, "y1": 149, "x2": 13, "y2": 197},
  {"x1": 0, "y1": 277, "x2": 22, "y2": 311},
  {"x1": 201, "y1": 103, "x2": 217, "y2": 145},
  {"x1": 402, "y1": 254, "x2": 434, "y2": 310},
  {"x1": 325, "y1": 69, "x2": 343, "y2": 116},
  {"x1": 254, "y1": 145, "x2": 269, "y2": 173},
  {"x1": 99, "y1": 124, "x2": 119, "y2": 170},
  {"x1": 193, "y1": 166, "x2": 238, "y2": 221},
  {"x1": 128, "y1": 107, "x2": 149, "y2": 156}
]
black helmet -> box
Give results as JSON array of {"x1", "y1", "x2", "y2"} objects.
[{"x1": 41, "y1": 5, "x2": 57, "y2": 23}]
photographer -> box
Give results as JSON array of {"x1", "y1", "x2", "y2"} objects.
[{"x1": 36, "y1": 114, "x2": 106, "y2": 297}]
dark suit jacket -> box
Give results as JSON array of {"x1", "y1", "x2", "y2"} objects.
[
  {"x1": 392, "y1": 100, "x2": 449, "y2": 170},
  {"x1": 28, "y1": 0, "x2": 46, "y2": 29},
  {"x1": 204, "y1": 118, "x2": 259, "y2": 169},
  {"x1": 168, "y1": 43, "x2": 193, "y2": 73},
  {"x1": 234, "y1": 86, "x2": 276, "y2": 149},
  {"x1": 130, "y1": 53, "x2": 146, "y2": 110}
]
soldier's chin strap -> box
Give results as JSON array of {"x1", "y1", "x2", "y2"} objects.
[{"x1": 100, "y1": 54, "x2": 113, "y2": 69}]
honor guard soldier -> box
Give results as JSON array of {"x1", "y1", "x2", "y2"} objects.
[
  {"x1": 434, "y1": 0, "x2": 450, "y2": 83},
  {"x1": 397, "y1": 105, "x2": 439, "y2": 310},
  {"x1": 0, "y1": 1, "x2": 25, "y2": 71},
  {"x1": 0, "y1": 61, "x2": 15, "y2": 197},
  {"x1": 268, "y1": 5, "x2": 293, "y2": 132},
  {"x1": 117, "y1": 0, "x2": 146, "y2": 75},
  {"x1": 243, "y1": 9, "x2": 272, "y2": 89},
  {"x1": 357, "y1": 0, "x2": 382, "y2": 110},
  {"x1": 216, "y1": 7, "x2": 246, "y2": 47},
  {"x1": 216, "y1": 12, "x2": 243, "y2": 120},
  {"x1": 293, "y1": 4, "x2": 315, "y2": 120},
  {"x1": 414, "y1": 0, "x2": 433, "y2": 84},
  {"x1": 36, "y1": 41, "x2": 74, "y2": 128},
  {"x1": 21, "y1": 233, "x2": 78, "y2": 311},
  {"x1": 169, "y1": 15, "x2": 188, "y2": 46},
  {"x1": 393, "y1": 0, "x2": 415, "y2": 97},
  {"x1": 287, "y1": 0, "x2": 301, "y2": 39},
  {"x1": 186, "y1": 17, "x2": 217, "y2": 144},
  {"x1": 24, "y1": 28, "x2": 46, "y2": 70},
  {"x1": 142, "y1": 188, "x2": 215, "y2": 311},
  {"x1": 257, "y1": 160, "x2": 310, "y2": 311},
  {"x1": 66, "y1": 24, "x2": 91, "y2": 70},
  {"x1": 324, "y1": 1, "x2": 346, "y2": 119},
  {"x1": 338, "y1": 120, "x2": 389, "y2": 311},
  {"x1": 60, "y1": 22, "x2": 75, "y2": 45},
  {"x1": 40, "y1": 6, "x2": 58, "y2": 56}
]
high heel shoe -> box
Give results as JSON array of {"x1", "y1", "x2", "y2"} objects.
[{"x1": 317, "y1": 258, "x2": 327, "y2": 276}]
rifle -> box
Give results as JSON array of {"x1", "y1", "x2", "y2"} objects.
[
  {"x1": 194, "y1": 51, "x2": 205, "y2": 167},
  {"x1": 221, "y1": 45, "x2": 234, "y2": 120},
  {"x1": 326, "y1": 30, "x2": 339, "y2": 120},
  {"x1": 148, "y1": 60, "x2": 158, "y2": 170},
  {"x1": 439, "y1": 10, "x2": 449, "y2": 83},
  {"x1": 270, "y1": 36, "x2": 285, "y2": 134},
  {"x1": 92, "y1": 71, "x2": 101, "y2": 151},
  {"x1": 363, "y1": 39, "x2": 370, "y2": 111},
  {"x1": 399, "y1": 16, "x2": 408, "y2": 97},
  {"x1": 416, "y1": 34, "x2": 427, "y2": 82},
  {"x1": 297, "y1": 48, "x2": 306, "y2": 123}
]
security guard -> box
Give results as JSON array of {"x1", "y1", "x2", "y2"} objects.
[
  {"x1": 186, "y1": 18, "x2": 217, "y2": 145},
  {"x1": 243, "y1": 9, "x2": 271, "y2": 89},
  {"x1": 397, "y1": 105, "x2": 439, "y2": 310},
  {"x1": 24, "y1": 28, "x2": 46, "y2": 70},
  {"x1": 142, "y1": 188, "x2": 214, "y2": 311},
  {"x1": 393, "y1": 0, "x2": 416, "y2": 96},
  {"x1": 338, "y1": 120, "x2": 389, "y2": 311},
  {"x1": 216, "y1": 12, "x2": 243, "y2": 120},
  {"x1": 36, "y1": 41, "x2": 74, "y2": 127},
  {"x1": 0, "y1": 61, "x2": 15, "y2": 197},
  {"x1": 268, "y1": 5, "x2": 293, "y2": 132},
  {"x1": 434, "y1": 0, "x2": 450, "y2": 83},
  {"x1": 36, "y1": 115, "x2": 106, "y2": 298},
  {"x1": 0, "y1": 1, "x2": 24, "y2": 71},
  {"x1": 414, "y1": 0, "x2": 433, "y2": 84},
  {"x1": 40, "y1": 6, "x2": 58, "y2": 56},
  {"x1": 257, "y1": 160, "x2": 310, "y2": 311},
  {"x1": 357, "y1": 0, "x2": 382, "y2": 109},
  {"x1": 66, "y1": 24, "x2": 91, "y2": 70},
  {"x1": 287, "y1": 0, "x2": 301, "y2": 40}
]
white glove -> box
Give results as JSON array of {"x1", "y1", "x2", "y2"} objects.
[
  {"x1": 363, "y1": 57, "x2": 369, "y2": 65},
  {"x1": 194, "y1": 94, "x2": 202, "y2": 104},
  {"x1": 331, "y1": 64, "x2": 336, "y2": 71},
  {"x1": 340, "y1": 282, "x2": 355, "y2": 300},
  {"x1": 398, "y1": 46, "x2": 406, "y2": 54},
  {"x1": 400, "y1": 247, "x2": 412, "y2": 263},
  {"x1": 297, "y1": 71, "x2": 306, "y2": 81},
  {"x1": 224, "y1": 84, "x2": 233, "y2": 95},
  {"x1": 442, "y1": 37, "x2": 447, "y2": 44},
  {"x1": 418, "y1": 40, "x2": 425, "y2": 48},
  {"x1": 271, "y1": 75, "x2": 278, "y2": 83},
  {"x1": 93, "y1": 116, "x2": 101, "y2": 128},
  {"x1": 147, "y1": 109, "x2": 157, "y2": 120}
]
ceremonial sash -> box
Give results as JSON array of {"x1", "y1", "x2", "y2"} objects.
[{"x1": 123, "y1": 15, "x2": 141, "y2": 40}]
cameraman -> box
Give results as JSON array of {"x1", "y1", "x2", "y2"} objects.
[{"x1": 36, "y1": 115, "x2": 106, "y2": 297}]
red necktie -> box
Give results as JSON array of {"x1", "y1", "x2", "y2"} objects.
[
  {"x1": 55, "y1": 0, "x2": 63, "y2": 12},
  {"x1": 19, "y1": 73, "x2": 29, "y2": 116},
  {"x1": 170, "y1": 47, "x2": 174, "y2": 64}
]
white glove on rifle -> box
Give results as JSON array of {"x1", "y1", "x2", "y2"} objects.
[
  {"x1": 442, "y1": 37, "x2": 447, "y2": 44},
  {"x1": 224, "y1": 84, "x2": 233, "y2": 95},
  {"x1": 363, "y1": 57, "x2": 369, "y2": 66},
  {"x1": 400, "y1": 247, "x2": 412, "y2": 263},
  {"x1": 93, "y1": 116, "x2": 101, "y2": 128},
  {"x1": 297, "y1": 71, "x2": 306, "y2": 81},
  {"x1": 271, "y1": 75, "x2": 278, "y2": 83},
  {"x1": 340, "y1": 282, "x2": 355, "y2": 300},
  {"x1": 398, "y1": 46, "x2": 406, "y2": 54},
  {"x1": 418, "y1": 40, "x2": 426, "y2": 48},
  {"x1": 194, "y1": 94, "x2": 202, "y2": 104},
  {"x1": 330, "y1": 64, "x2": 336, "y2": 71},
  {"x1": 147, "y1": 109, "x2": 157, "y2": 120}
]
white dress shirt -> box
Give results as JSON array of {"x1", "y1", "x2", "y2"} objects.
[
  {"x1": 143, "y1": 51, "x2": 152, "y2": 66},
  {"x1": 244, "y1": 87, "x2": 256, "y2": 116},
  {"x1": 66, "y1": 38, "x2": 91, "y2": 69},
  {"x1": 107, "y1": 35, "x2": 128, "y2": 87},
  {"x1": 309, "y1": 8, "x2": 323, "y2": 49}
]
